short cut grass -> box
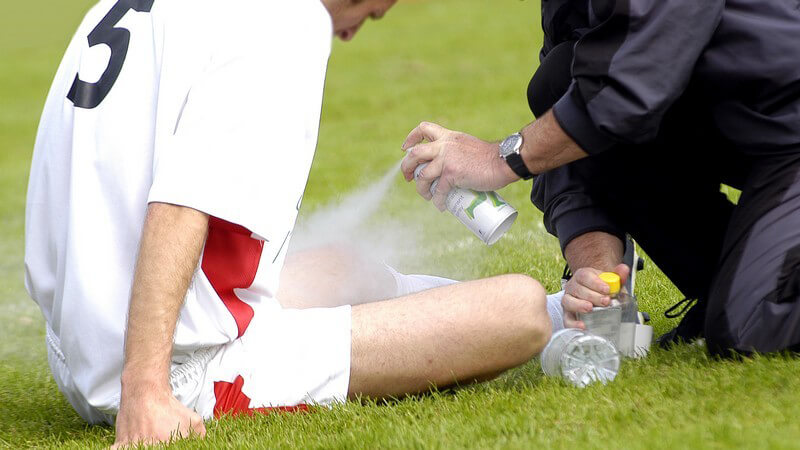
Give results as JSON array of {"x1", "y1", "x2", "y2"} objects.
[{"x1": 1, "y1": 0, "x2": 798, "y2": 448}]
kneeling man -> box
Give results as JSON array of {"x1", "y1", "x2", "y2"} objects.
[{"x1": 24, "y1": 0, "x2": 552, "y2": 447}]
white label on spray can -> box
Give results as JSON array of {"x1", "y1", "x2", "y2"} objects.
[{"x1": 414, "y1": 163, "x2": 518, "y2": 245}]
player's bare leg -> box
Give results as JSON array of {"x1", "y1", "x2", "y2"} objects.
[
  {"x1": 279, "y1": 246, "x2": 554, "y2": 396},
  {"x1": 278, "y1": 244, "x2": 455, "y2": 308},
  {"x1": 348, "y1": 274, "x2": 551, "y2": 398},
  {"x1": 278, "y1": 245, "x2": 398, "y2": 308}
]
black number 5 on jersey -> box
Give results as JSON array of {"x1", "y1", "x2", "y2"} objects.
[{"x1": 67, "y1": 0, "x2": 155, "y2": 109}]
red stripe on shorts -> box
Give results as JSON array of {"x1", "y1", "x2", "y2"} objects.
[
  {"x1": 201, "y1": 217, "x2": 264, "y2": 338},
  {"x1": 213, "y1": 375, "x2": 310, "y2": 418}
]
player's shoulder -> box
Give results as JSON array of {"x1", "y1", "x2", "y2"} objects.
[
  {"x1": 183, "y1": 0, "x2": 331, "y2": 40},
  {"x1": 188, "y1": 0, "x2": 332, "y2": 65}
]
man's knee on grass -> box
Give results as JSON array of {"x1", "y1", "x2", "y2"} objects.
[{"x1": 705, "y1": 262, "x2": 800, "y2": 356}]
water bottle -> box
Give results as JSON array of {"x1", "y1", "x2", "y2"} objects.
[
  {"x1": 540, "y1": 328, "x2": 620, "y2": 387},
  {"x1": 413, "y1": 163, "x2": 517, "y2": 245},
  {"x1": 577, "y1": 272, "x2": 624, "y2": 347}
]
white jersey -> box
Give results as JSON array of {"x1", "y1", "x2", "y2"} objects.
[{"x1": 25, "y1": 0, "x2": 332, "y2": 415}]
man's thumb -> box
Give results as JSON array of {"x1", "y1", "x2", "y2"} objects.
[{"x1": 614, "y1": 263, "x2": 631, "y2": 287}]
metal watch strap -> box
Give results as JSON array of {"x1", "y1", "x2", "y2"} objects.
[{"x1": 505, "y1": 151, "x2": 533, "y2": 180}]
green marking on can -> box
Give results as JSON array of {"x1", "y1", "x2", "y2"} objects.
[
  {"x1": 487, "y1": 191, "x2": 506, "y2": 207},
  {"x1": 465, "y1": 191, "x2": 487, "y2": 219},
  {"x1": 465, "y1": 191, "x2": 508, "y2": 219}
]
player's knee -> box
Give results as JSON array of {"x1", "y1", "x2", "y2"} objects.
[{"x1": 494, "y1": 274, "x2": 551, "y2": 362}]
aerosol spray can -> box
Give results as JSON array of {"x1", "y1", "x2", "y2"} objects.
[
  {"x1": 414, "y1": 163, "x2": 517, "y2": 245},
  {"x1": 576, "y1": 272, "x2": 623, "y2": 347}
]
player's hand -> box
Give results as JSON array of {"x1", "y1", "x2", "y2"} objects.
[
  {"x1": 561, "y1": 264, "x2": 630, "y2": 329},
  {"x1": 112, "y1": 387, "x2": 206, "y2": 448},
  {"x1": 400, "y1": 122, "x2": 519, "y2": 211}
]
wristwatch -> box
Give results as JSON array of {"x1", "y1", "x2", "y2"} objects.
[{"x1": 499, "y1": 132, "x2": 533, "y2": 180}]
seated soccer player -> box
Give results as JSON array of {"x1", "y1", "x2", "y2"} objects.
[{"x1": 24, "y1": 0, "x2": 556, "y2": 447}]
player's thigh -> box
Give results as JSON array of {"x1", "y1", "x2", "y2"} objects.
[
  {"x1": 278, "y1": 244, "x2": 397, "y2": 309},
  {"x1": 705, "y1": 153, "x2": 800, "y2": 355}
]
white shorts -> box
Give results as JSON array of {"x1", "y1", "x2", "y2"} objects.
[{"x1": 47, "y1": 304, "x2": 352, "y2": 423}]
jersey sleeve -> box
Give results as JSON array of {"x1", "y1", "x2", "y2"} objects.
[
  {"x1": 551, "y1": 0, "x2": 724, "y2": 154},
  {"x1": 148, "y1": 1, "x2": 331, "y2": 241}
]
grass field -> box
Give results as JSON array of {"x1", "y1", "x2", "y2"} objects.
[{"x1": 2, "y1": 0, "x2": 800, "y2": 448}]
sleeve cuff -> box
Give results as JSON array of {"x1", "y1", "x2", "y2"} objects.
[
  {"x1": 552, "y1": 208, "x2": 626, "y2": 254},
  {"x1": 552, "y1": 83, "x2": 617, "y2": 155}
]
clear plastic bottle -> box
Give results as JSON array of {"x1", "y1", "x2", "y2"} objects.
[
  {"x1": 617, "y1": 292, "x2": 640, "y2": 358},
  {"x1": 541, "y1": 328, "x2": 620, "y2": 387}
]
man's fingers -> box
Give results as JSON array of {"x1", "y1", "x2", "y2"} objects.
[
  {"x1": 176, "y1": 414, "x2": 206, "y2": 440},
  {"x1": 563, "y1": 311, "x2": 585, "y2": 329},
  {"x1": 566, "y1": 281, "x2": 610, "y2": 307},
  {"x1": 401, "y1": 121, "x2": 448, "y2": 151},
  {"x1": 401, "y1": 142, "x2": 439, "y2": 181},
  {"x1": 562, "y1": 293, "x2": 593, "y2": 315},
  {"x1": 414, "y1": 157, "x2": 444, "y2": 200},
  {"x1": 191, "y1": 414, "x2": 207, "y2": 438},
  {"x1": 614, "y1": 263, "x2": 631, "y2": 287},
  {"x1": 112, "y1": 416, "x2": 205, "y2": 448},
  {"x1": 401, "y1": 125, "x2": 425, "y2": 151},
  {"x1": 574, "y1": 268, "x2": 611, "y2": 295},
  {"x1": 113, "y1": 435, "x2": 156, "y2": 449},
  {"x1": 430, "y1": 176, "x2": 453, "y2": 211}
]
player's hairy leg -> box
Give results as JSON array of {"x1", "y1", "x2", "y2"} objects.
[
  {"x1": 348, "y1": 274, "x2": 551, "y2": 398},
  {"x1": 278, "y1": 244, "x2": 398, "y2": 308}
]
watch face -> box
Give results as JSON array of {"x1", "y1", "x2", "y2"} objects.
[{"x1": 500, "y1": 133, "x2": 522, "y2": 158}]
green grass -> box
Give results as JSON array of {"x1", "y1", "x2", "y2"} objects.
[{"x1": 2, "y1": 0, "x2": 800, "y2": 448}]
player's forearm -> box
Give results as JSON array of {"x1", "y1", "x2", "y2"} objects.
[
  {"x1": 518, "y1": 110, "x2": 588, "y2": 175},
  {"x1": 563, "y1": 231, "x2": 624, "y2": 272},
  {"x1": 120, "y1": 203, "x2": 209, "y2": 392}
]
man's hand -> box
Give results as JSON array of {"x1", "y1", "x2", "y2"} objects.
[
  {"x1": 113, "y1": 386, "x2": 206, "y2": 448},
  {"x1": 400, "y1": 112, "x2": 589, "y2": 211},
  {"x1": 560, "y1": 231, "x2": 627, "y2": 328},
  {"x1": 400, "y1": 122, "x2": 518, "y2": 211},
  {"x1": 562, "y1": 264, "x2": 630, "y2": 329}
]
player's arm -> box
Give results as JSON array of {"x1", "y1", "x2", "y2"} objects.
[{"x1": 113, "y1": 202, "x2": 209, "y2": 448}]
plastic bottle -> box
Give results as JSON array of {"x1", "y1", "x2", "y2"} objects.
[
  {"x1": 413, "y1": 163, "x2": 517, "y2": 245},
  {"x1": 577, "y1": 272, "x2": 624, "y2": 347},
  {"x1": 540, "y1": 328, "x2": 620, "y2": 387},
  {"x1": 617, "y1": 291, "x2": 640, "y2": 358}
]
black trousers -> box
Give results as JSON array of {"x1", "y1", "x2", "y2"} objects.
[{"x1": 529, "y1": 41, "x2": 800, "y2": 355}]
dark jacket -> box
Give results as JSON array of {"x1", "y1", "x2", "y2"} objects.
[{"x1": 532, "y1": 0, "x2": 800, "y2": 251}]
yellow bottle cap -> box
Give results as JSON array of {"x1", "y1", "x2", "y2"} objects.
[{"x1": 599, "y1": 272, "x2": 621, "y2": 295}]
